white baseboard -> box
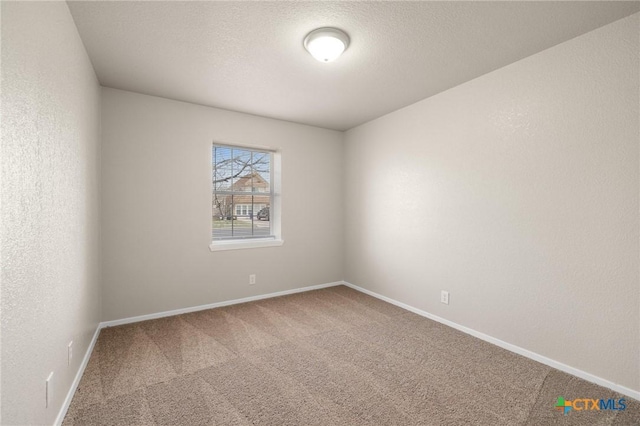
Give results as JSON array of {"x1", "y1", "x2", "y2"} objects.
[
  {"x1": 100, "y1": 281, "x2": 343, "y2": 328},
  {"x1": 342, "y1": 281, "x2": 640, "y2": 401},
  {"x1": 54, "y1": 324, "x2": 101, "y2": 426}
]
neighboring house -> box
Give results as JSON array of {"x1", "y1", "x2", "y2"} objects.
[{"x1": 213, "y1": 172, "x2": 270, "y2": 218}]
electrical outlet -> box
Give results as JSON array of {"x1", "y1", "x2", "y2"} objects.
[
  {"x1": 68, "y1": 341, "x2": 73, "y2": 366},
  {"x1": 441, "y1": 290, "x2": 450, "y2": 305},
  {"x1": 249, "y1": 274, "x2": 256, "y2": 285},
  {"x1": 46, "y1": 372, "x2": 54, "y2": 408}
]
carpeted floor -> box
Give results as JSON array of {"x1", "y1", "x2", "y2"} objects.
[{"x1": 63, "y1": 285, "x2": 639, "y2": 425}]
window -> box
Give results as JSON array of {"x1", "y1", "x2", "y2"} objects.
[{"x1": 211, "y1": 144, "x2": 282, "y2": 251}]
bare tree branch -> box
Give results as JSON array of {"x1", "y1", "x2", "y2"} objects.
[
  {"x1": 212, "y1": 149, "x2": 270, "y2": 218},
  {"x1": 212, "y1": 153, "x2": 269, "y2": 185}
]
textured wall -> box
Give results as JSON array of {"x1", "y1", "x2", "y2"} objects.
[
  {"x1": 101, "y1": 88, "x2": 343, "y2": 321},
  {"x1": 344, "y1": 14, "x2": 639, "y2": 391},
  {"x1": 1, "y1": 2, "x2": 102, "y2": 424}
]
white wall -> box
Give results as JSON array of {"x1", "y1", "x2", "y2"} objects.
[
  {"x1": 344, "y1": 14, "x2": 639, "y2": 392},
  {"x1": 101, "y1": 88, "x2": 343, "y2": 321},
  {"x1": 1, "y1": 2, "x2": 102, "y2": 424}
]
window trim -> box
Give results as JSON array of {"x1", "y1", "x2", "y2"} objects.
[
  {"x1": 210, "y1": 142, "x2": 283, "y2": 251},
  {"x1": 209, "y1": 238, "x2": 284, "y2": 252}
]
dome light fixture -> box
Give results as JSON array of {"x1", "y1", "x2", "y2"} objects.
[{"x1": 303, "y1": 27, "x2": 350, "y2": 63}]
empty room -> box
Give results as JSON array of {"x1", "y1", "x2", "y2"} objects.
[{"x1": 1, "y1": 1, "x2": 639, "y2": 425}]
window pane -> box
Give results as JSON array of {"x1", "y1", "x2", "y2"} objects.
[
  {"x1": 213, "y1": 146, "x2": 233, "y2": 192},
  {"x1": 252, "y1": 152, "x2": 270, "y2": 192},
  {"x1": 212, "y1": 194, "x2": 234, "y2": 240},
  {"x1": 213, "y1": 194, "x2": 233, "y2": 219},
  {"x1": 232, "y1": 200, "x2": 253, "y2": 239},
  {"x1": 253, "y1": 198, "x2": 270, "y2": 237},
  {"x1": 232, "y1": 149, "x2": 253, "y2": 192}
]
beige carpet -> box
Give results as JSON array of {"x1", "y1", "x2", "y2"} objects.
[{"x1": 63, "y1": 286, "x2": 639, "y2": 425}]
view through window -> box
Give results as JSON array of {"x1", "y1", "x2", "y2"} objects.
[{"x1": 212, "y1": 144, "x2": 273, "y2": 240}]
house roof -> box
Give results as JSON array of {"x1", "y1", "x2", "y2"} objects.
[{"x1": 232, "y1": 173, "x2": 269, "y2": 191}]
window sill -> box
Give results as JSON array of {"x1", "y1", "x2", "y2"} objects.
[{"x1": 209, "y1": 239, "x2": 284, "y2": 252}]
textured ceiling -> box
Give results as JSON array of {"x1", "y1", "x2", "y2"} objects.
[{"x1": 68, "y1": 1, "x2": 639, "y2": 131}]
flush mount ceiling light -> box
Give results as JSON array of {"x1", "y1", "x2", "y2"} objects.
[{"x1": 303, "y1": 27, "x2": 350, "y2": 63}]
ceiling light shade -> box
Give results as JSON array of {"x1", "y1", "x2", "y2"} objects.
[{"x1": 303, "y1": 27, "x2": 350, "y2": 63}]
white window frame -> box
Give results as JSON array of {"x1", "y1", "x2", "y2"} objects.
[{"x1": 210, "y1": 143, "x2": 283, "y2": 252}]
